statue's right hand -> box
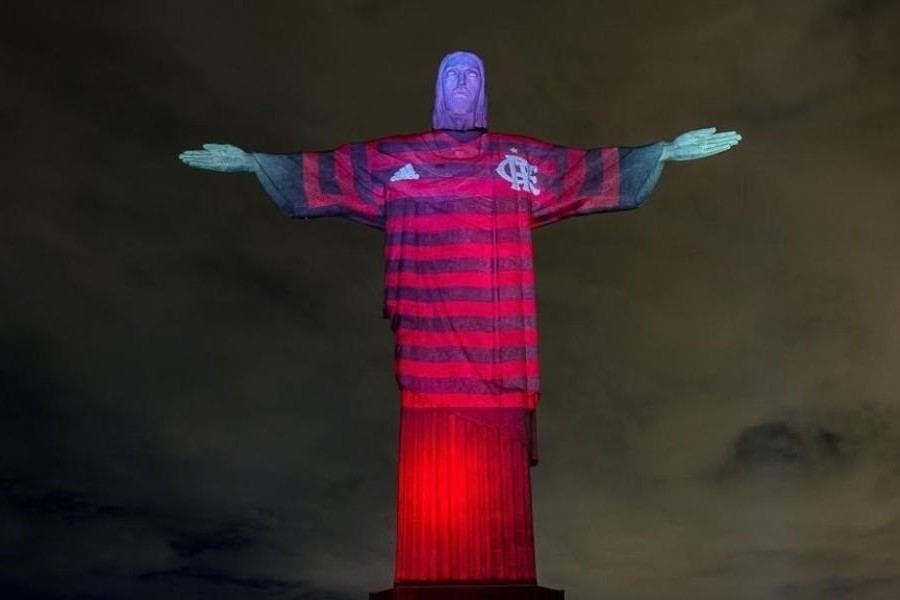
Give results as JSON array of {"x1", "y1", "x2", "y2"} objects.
[{"x1": 178, "y1": 143, "x2": 254, "y2": 172}]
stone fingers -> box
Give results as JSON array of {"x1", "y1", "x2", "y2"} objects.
[
  {"x1": 698, "y1": 145, "x2": 734, "y2": 158},
  {"x1": 179, "y1": 154, "x2": 218, "y2": 165},
  {"x1": 708, "y1": 132, "x2": 741, "y2": 143},
  {"x1": 179, "y1": 155, "x2": 231, "y2": 170},
  {"x1": 179, "y1": 151, "x2": 213, "y2": 161},
  {"x1": 702, "y1": 141, "x2": 737, "y2": 153}
]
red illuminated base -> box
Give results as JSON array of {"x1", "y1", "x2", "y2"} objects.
[{"x1": 370, "y1": 584, "x2": 564, "y2": 599}]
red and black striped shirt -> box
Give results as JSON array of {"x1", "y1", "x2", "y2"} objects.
[{"x1": 253, "y1": 129, "x2": 664, "y2": 408}]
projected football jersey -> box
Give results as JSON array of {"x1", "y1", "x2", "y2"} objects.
[{"x1": 253, "y1": 129, "x2": 664, "y2": 411}]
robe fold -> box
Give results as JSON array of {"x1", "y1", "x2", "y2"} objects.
[{"x1": 253, "y1": 129, "x2": 664, "y2": 584}]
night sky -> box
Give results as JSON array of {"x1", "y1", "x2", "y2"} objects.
[{"x1": 3, "y1": 1, "x2": 900, "y2": 598}]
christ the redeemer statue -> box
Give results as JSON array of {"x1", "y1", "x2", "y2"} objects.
[{"x1": 180, "y1": 51, "x2": 741, "y2": 599}]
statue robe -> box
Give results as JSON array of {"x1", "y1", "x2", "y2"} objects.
[{"x1": 252, "y1": 129, "x2": 664, "y2": 584}]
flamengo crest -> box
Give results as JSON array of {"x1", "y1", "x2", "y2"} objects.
[{"x1": 496, "y1": 154, "x2": 540, "y2": 196}]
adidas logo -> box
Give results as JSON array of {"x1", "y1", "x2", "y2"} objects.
[{"x1": 390, "y1": 163, "x2": 420, "y2": 182}]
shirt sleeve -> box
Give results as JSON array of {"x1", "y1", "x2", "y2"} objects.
[
  {"x1": 529, "y1": 141, "x2": 666, "y2": 229},
  {"x1": 250, "y1": 141, "x2": 385, "y2": 231}
]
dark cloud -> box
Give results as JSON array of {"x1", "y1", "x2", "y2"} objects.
[
  {"x1": 776, "y1": 575, "x2": 900, "y2": 600},
  {"x1": 3, "y1": 0, "x2": 900, "y2": 598},
  {"x1": 167, "y1": 526, "x2": 254, "y2": 559},
  {"x1": 836, "y1": 0, "x2": 893, "y2": 20},
  {"x1": 735, "y1": 421, "x2": 808, "y2": 464},
  {"x1": 136, "y1": 567, "x2": 294, "y2": 592},
  {"x1": 0, "y1": 474, "x2": 347, "y2": 599}
]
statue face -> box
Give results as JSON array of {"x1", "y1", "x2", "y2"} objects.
[
  {"x1": 441, "y1": 56, "x2": 482, "y2": 117},
  {"x1": 432, "y1": 51, "x2": 487, "y2": 130}
]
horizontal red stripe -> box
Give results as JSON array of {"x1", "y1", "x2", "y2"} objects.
[
  {"x1": 386, "y1": 270, "x2": 534, "y2": 289},
  {"x1": 400, "y1": 390, "x2": 539, "y2": 409},
  {"x1": 396, "y1": 358, "x2": 539, "y2": 380},
  {"x1": 398, "y1": 327, "x2": 538, "y2": 348}
]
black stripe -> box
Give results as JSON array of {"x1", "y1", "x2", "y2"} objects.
[
  {"x1": 318, "y1": 151, "x2": 340, "y2": 194},
  {"x1": 351, "y1": 143, "x2": 375, "y2": 204},
  {"x1": 385, "y1": 257, "x2": 532, "y2": 273},
  {"x1": 386, "y1": 227, "x2": 526, "y2": 246},
  {"x1": 552, "y1": 146, "x2": 567, "y2": 195},
  {"x1": 388, "y1": 197, "x2": 524, "y2": 217},
  {"x1": 578, "y1": 148, "x2": 604, "y2": 196},
  {"x1": 393, "y1": 285, "x2": 534, "y2": 302},
  {"x1": 397, "y1": 375, "x2": 538, "y2": 394},
  {"x1": 397, "y1": 315, "x2": 536, "y2": 332},
  {"x1": 398, "y1": 345, "x2": 538, "y2": 362}
]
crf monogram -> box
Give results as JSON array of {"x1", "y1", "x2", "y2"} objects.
[{"x1": 496, "y1": 154, "x2": 541, "y2": 196}]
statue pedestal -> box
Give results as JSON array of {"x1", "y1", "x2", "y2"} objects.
[{"x1": 370, "y1": 584, "x2": 564, "y2": 599}]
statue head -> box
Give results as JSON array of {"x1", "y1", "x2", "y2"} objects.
[{"x1": 432, "y1": 51, "x2": 487, "y2": 131}]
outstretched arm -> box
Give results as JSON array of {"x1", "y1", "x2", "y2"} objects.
[
  {"x1": 529, "y1": 126, "x2": 742, "y2": 228},
  {"x1": 529, "y1": 140, "x2": 666, "y2": 228},
  {"x1": 178, "y1": 142, "x2": 385, "y2": 230}
]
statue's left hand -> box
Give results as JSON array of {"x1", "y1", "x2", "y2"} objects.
[
  {"x1": 660, "y1": 127, "x2": 742, "y2": 162},
  {"x1": 178, "y1": 143, "x2": 255, "y2": 172}
]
